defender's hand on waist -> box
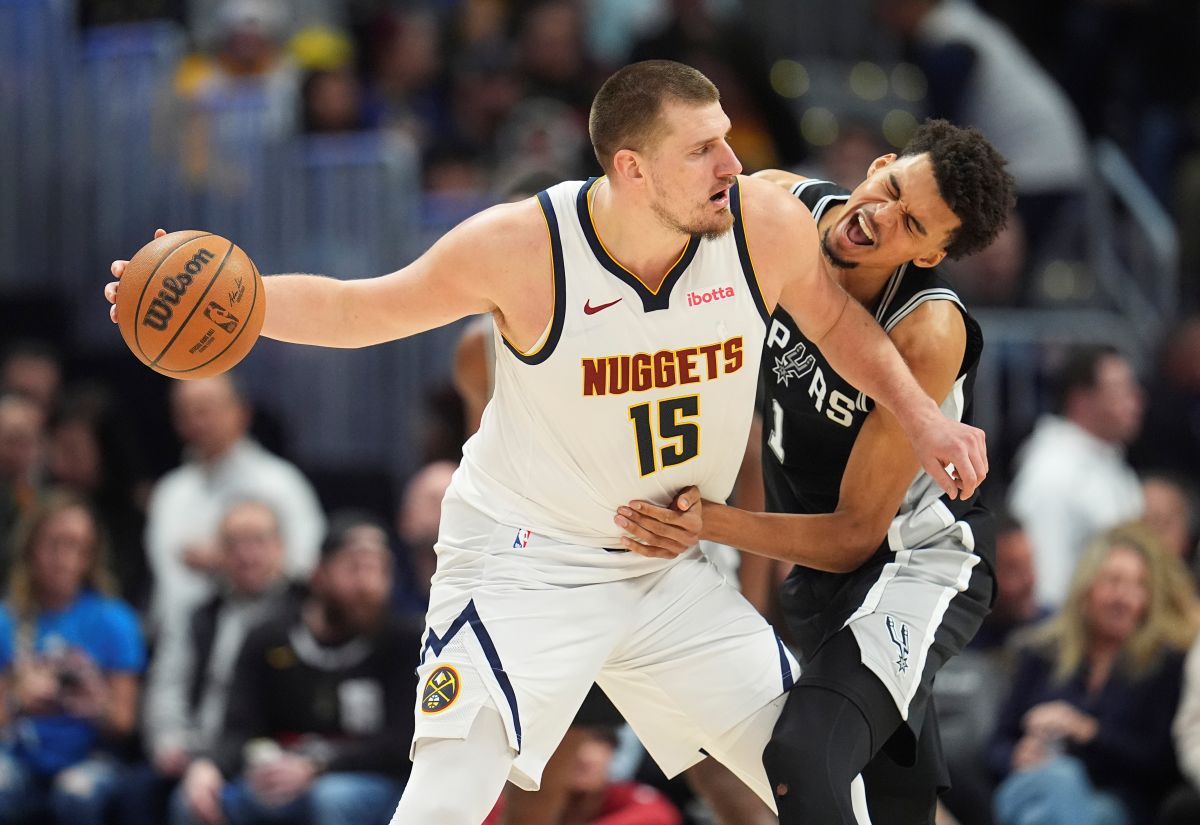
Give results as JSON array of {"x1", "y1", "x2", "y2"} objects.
[{"x1": 615, "y1": 486, "x2": 702, "y2": 558}]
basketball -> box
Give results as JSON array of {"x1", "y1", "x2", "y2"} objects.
[{"x1": 115, "y1": 230, "x2": 266, "y2": 379}]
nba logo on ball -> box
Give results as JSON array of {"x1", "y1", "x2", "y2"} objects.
[{"x1": 115, "y1": 229, "x2": 265, "y2": 379}]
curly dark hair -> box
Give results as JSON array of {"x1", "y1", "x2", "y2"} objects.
[{"x1": 899, "y1": 119, "x2": 1016, "y2": 259}]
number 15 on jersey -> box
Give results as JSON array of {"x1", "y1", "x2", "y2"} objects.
[{"x1": 629, "y1": 396, "x2": 700, "y2": 476}]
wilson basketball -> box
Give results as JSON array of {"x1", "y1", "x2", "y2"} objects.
[{"x1": 115, "y1": 230, "x2": 266, "y2": 379}]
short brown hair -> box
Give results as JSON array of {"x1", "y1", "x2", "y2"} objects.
[{"x1": 589, "y1": 60, "x2": 720, "y2": 174}]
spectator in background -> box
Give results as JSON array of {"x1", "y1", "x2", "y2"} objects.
[
  {"x1": 122, "y1": 499, "x2": 304, "y2": 825},
  {"x1": 173, "y1": 512, "x2": 417, "y2": 825},
  {"x1": 0, "y1": 492, "x2": 145, "y2": 825},
  {"x1": 484, "y1": 726, "x2": 682, "y2": 825},
  {"x1": 630, "y1": 0, "x2": 805, "y2": 171},
  {"x1": 0, "y1": 341, "x2": 63, "y2": 418},
  {"x1": 989, "y1": 523, "x2": 1197, "y2": 825},
  {"x1": 186, "y1": 0, "x2": 343, "y2": 53},
  {"x1": 515, "y1": 1, "x2": 598, "y2": 117},
  {"x1": 1131, "y1": 315, "x2": 1200, "y2": 481},
  {"x1": 301, "y1": 67, "x2": 372, "y2": 134},
  {"x1": 169, "y1": 0, "x2": 301, "y2": 188},
  {"x1": 1140, "y1": 472, "x2": 1199, "y2": 569},
  {"x1": 0, "y1": 394, "x2": 46, "y2": 567},
  {"x1": 1165, "y1": 628, "x2": 1200, "y2": 825},
  {"x1": 1049, "y1": 0, "x2": 1197, "y2": 206},
  {"x1": 144, "y1": 373, "x2": 324, "y2": 636},
  {"x1": 808, "y1": 119, "x2": 889, "y2": 191},
  {"x1": 46, "y1": 386, "x2": 152, "y2": 611},
  {"x1": 364, "y1": 8, "x2": 447, "y2": 153},
  {"x1": 1009, "y1": 346, "x2": 1145, "y2": 608},
  {"x1": 395, "y1": 460, "x2": 457, "y2": 612},
  {"x1": 972, "y1": 511, "x2": 1052, "y2": 652},
  {"x1": 936, "y1": 511, "x2": 1048, "y2": 825},
  {"x1": 875, "y1": 0, "x2": 1088, "y2": 284}
]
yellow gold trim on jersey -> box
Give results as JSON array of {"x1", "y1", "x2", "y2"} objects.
[
  {"x1": 586, "y1": 178, "x2": 691, "y2": 296},
  {"x1": 576, "y1": 178, "x2": 700, "y2": 312},
  {"x1": 421, "y1": 665, "x2": 462, "y2": 714}
]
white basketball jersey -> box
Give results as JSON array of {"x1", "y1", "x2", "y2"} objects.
[{"x1": 452, "y1": 177, "x2": 770, "y2": 548}]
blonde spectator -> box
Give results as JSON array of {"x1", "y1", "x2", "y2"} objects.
[
  {"x1": 990, "y1": 523, "x2": 1198, "y2": 825},
  {"x1": 0, "y1": 492, "x2": 145, "y2": 825}
]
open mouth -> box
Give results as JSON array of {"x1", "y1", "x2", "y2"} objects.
[
  {"x1": 709, "y1": 187, "x2": 731, "y2": 207},
  {"x1": 845, "y1": 210, "x2": 876, "y2": 246}
]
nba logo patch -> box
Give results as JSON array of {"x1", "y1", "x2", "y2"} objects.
[
  {"x1": 421, "y1": 665, "x2": 461, "y2": 714},
  {"x1": 513, "y1": 529, "x2": 532, "y2": 549}
]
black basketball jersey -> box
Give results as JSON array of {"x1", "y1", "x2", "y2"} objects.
[{"x1": 761, "y1": 179, "x2": 990, "y2": 567}]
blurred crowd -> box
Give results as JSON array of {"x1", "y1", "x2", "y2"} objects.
[
  {"x1": 3, "y1": 318, "x2": 1200, "y2": 825},
  {"x1": 3, "y1": 0, "x2": 1200, "y2": 824},
  {"x1": 65, "y1": 0, "x2": 1200, "y2": 309}
]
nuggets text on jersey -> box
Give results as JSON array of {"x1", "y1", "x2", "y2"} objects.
[{"x1": 581, "y1": 336, "x2": 744, "y2": 396}]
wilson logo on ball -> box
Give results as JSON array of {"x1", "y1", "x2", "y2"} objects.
[{"x1": 141, "y1": 247, "x2": 215, "y2": 331}]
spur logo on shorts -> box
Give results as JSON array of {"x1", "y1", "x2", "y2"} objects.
[
  {"x1": 885, "y1": 615, "x2": 910, "y2": 674},
  {"x1": 421, "y1": 665, "x2": 461, "y2": 714}
]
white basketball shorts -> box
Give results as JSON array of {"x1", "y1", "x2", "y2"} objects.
[{"x1": 410, "y1": 488, "x2": 798, "y2": 805}]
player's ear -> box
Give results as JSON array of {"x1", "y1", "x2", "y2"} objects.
[
  {"x1": 611, "y1": 148, "x2": 645, "y2": 185},
  {"x1": 912, "y1": 248, "x2": 947, "y2": 268},
  {"x1": 866, "y1": 153, "x2": 898, "y2": 178}
]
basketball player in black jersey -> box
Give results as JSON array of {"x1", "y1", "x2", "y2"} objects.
[{"x1": 615, "y1": 120, "x2": 1016, "y2": 824}]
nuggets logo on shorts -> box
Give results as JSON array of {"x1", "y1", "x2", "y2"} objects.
[{"x1": 421, "y1": 665, "x2": 461, "y2": 713}]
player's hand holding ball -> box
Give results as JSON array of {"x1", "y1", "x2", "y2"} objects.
[{"x1": 107, "y1": 228, "x2": 265, "y2": 378}]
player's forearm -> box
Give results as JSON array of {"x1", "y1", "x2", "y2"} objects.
[
  {"x1": 263, "y1": 274, "x2": 405, "y2": 348},
  {"x1": 818, "y1": 298, "x2": 942, "y2": 437},
  {"x1": 704, "y1": 503, "x2": 879, "y2": 573},
  {"x1": 261, "y1": 274, "x2": 357, "y2": 346}
]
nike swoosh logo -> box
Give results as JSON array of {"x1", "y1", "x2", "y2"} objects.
[{"x1": 583, "y1": 298, "x2": 622, "y2": 315}]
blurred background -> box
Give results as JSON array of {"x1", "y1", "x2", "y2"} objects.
[{"x1": 1, "y1": 1, "x2": 1199, "y2": 824}]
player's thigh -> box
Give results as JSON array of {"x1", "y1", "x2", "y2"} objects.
[
  {"x1": 599, "y1": 554, "x2": 795, "y2": 791},
  {"x1": 416, "y1": 549, "x2": 639, "y2": 789}
]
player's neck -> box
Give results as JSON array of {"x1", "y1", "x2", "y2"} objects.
[{"x1": 590, "y1": 178, "x2": 691, "y2": 291}]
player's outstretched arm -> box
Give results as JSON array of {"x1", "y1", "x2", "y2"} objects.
[
  {"x1": 738, "y1": 175, "x2": 986, "y2": 498},
  {"x1": 619, "y1": 303, "x2": 969, "y2": 569},
  {"x1": 105, "y1": 200, "x2": 548, "y2": 350}
]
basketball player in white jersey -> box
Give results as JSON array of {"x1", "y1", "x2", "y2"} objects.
[
  {"x1": 616, "y1": 120, "x2": 1016, "y2": 824},
  {"x1": 106, "y1": 62, "x2": 989, "y2": 824}
]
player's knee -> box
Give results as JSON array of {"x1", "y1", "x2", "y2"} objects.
[
  {"x1": 763, "y1": 734, "x2": 834, "y2": 796},
  {"x1": 763, "y1": 704, "x2": 826, "y2": 788}
]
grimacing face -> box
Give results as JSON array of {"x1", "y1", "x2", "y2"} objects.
[
  {"x1": 634, "y1": 99, "x2": 743, "y2": 240},
  {"x1": 822, "y1": 153, "x2": 960, "y2": 271}
]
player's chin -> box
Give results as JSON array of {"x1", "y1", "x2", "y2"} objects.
[{"x1": 696, "y1": 210, "x2": 734, "y2": 238}]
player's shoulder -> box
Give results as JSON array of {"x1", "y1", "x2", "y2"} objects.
[
  {"x1": 455, "y1": 197, "x2": 551, "y2": 249},
  {"x1": 887, "y1": 296, "x2": 967, "y2": 364},
  {"x1": 426, "y1": 196, "x2": 555, "y2": 288},
  {"x1": 735, "y1": 175, "x2": 821, "y2": 296},
  {"x1": 737, "y1": 174, "x2": 819, "y2": 242},
  {"x1": 751, "y1": 170, "x2": 850, "y2": 204}
]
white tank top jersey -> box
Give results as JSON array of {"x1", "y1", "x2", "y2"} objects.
[{"x1": 451, "y1": 177, "x2": 771, "y2": 549}]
